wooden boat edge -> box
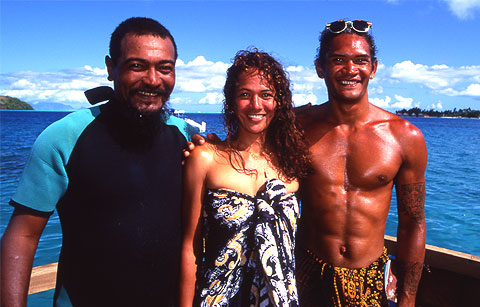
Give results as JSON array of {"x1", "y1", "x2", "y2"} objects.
[
  {"x1": 384, "y1": 235, "x2": 480, "y2": 279},
  {"x1": 28, "y1": 236, "x2": 480, "y2": 296}
]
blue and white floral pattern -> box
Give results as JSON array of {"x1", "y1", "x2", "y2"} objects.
[{"x1": 196, "y1": 178, "x2": 300, "y2": 307}]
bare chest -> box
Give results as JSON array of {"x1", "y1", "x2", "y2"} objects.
[{"x1": 306, "y1": 123, "x2": 403, "y2": 190}]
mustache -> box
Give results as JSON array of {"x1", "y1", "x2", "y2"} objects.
[{"x1": 129, "y1": 87, "x2": 170, "y2": 98}]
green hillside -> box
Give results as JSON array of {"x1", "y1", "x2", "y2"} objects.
[{"x1": 0, "y1": 96, "x2": 34, "y2": 110}]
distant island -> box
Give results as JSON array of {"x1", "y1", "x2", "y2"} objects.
[
  {"x1": 0, "y1": 95, "x2": 478, "y2": 118},
  {"x1": 0, "y1": 96, "x2": 34, "y2": 110},
  {"x1": 396, "y1": 107, "x2": 480, "y2": 118}
]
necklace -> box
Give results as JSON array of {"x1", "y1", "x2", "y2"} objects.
[{"x1": 248, "y1": 152, "x2": 270, "y2": 178}]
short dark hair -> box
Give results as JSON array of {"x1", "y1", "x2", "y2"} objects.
[
  {"x1": 315, "y1": 26, "x2": 377, "y2": 68},
  {"x1": 109, "y1": 17, "x2": 177, "y2": 64}
]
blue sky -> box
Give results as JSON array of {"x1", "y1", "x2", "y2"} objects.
[{"x1": 1, "y1": 0, "x2": 479, "y2": 112}]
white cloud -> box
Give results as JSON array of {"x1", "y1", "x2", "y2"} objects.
[
  {"x1": 177, "y1": 79, "x2": 207, "y2": 92},
  {"x1": 428, "y1": 102, "x2": 444, "y2": 110},
  {"x1": 58, "y1": 79, "x2": 100, "y2": 90},
  {"x1": 57, "y1": 91, "x2": 88, "y2": 102},
  {"x1": 287, "y1": 66, "x2": 324, "y2": 106},
  {"x1": 175, "y1": 56, "x2": 229, "y2": 94},
  {"x1": 199, "y1": 92, "x2": 223, "y2": 105},
  {"x1": 375, "y1": 63, "x2": 387, "y2": 72},
  {"x1": 170, "y1": 97, "x2": 192, "y2": 104},
  {"x1": 176, "y1": 56, "x2": 229, "y2": 74},
  {"x1": 0, "y1": 58, "x2": 294, "y2": 110},
  {"x1": 370, "y1": 95, "x2": 419, "y2": 109},
  {"x1": 12, "y1": 79, "x2": 36, "y2": 89},
  {"x1": 390, "y1": 61, "x2": 450, "y2": 89},
  {"x1": 464, "y1": 84, "x2": 480, "y2": 96},
  {"x1": 438, "y1": 83, "x2": 480, "y2": 96},
  {"x1": 293, "y1": 93, "x2": 318, "y2": 106},
  {"x1": 444, "y1": 0, "x2": 480, "y2": 19},
  {"x1": 1, "y1": 55, "x2": 477, "y2": 111},
  {"x1": 286, "y1": 66, "x2": 305, "y2": 73},
  {"x1": 174, "y1": 62, "x2": 323, "y2": 107},
  {"x1": 0, "y1": 67, "x2": 110, "y2": 109},
  {"x1": 287, "y1": 66, "x2": 322, "y2": 85},
  {"x1": 369, "y1": 85, "x2": 384, "y2": 95},
  {"x1": 292, "y1": 82, "x2": 318, "y2": 92},
  {"x1": 84, "y1": 65, "x2": 107, "y2": 76},
  {"x1": 392, "y1": 95, "x2": 419, "y2": 109},
  {"x1": 387, "y1": 61, "x2": 480, "y2": 98},
  {"x1": 370, "y1": 96, "x2": 392, "y2": 108}
]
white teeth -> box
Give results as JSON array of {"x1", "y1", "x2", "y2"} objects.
[
  {"x1": 248, "y1": 114, "x2": 264, "y2": 119},
  {"x1": 138, "y1": 91, "x2": 157, "y2": 96},
  {"x1": 341, "y1": 81, "x2": 358, "y2": 85}
]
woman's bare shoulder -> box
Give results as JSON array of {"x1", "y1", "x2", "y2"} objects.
[{"x1": 188, "y1": 140, "x2": 230, "y2": 164}]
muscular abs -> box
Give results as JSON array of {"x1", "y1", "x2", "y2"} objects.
[{"x1": 299, "y1": 115, "x2": 402, "y2": 268}]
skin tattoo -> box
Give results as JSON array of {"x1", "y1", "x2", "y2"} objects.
[
  {"x1": 399, "y1": 261, "x2": 424, "y2": 295},
  {"x1": 396, "y1": 181, "x2": 426, "y2": 297},
  {"x1": 397, "y1": 182, "x2": 426, "y2": 224}
]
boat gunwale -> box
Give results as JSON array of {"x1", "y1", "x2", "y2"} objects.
[{"x1": 28, "y1": 236, "x2": 480, "y2": 295}]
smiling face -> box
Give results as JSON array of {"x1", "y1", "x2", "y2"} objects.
[
  {"x1": 316, "y1": 33, "x2": 377, "y2": 105},
  {"x1": 234, "y1": 71, "x2": 277, "y2": 136},
  {"x1": 106, "y1": 34, "x2": 176, "y2": 114}
]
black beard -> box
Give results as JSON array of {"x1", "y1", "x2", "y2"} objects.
[{"x1": 103, "y1": 98, "x2": 171, "y2": 150}]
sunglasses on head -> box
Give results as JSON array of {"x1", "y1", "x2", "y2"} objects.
[{"x1": 325, "y1": 20, "x2": 372, "y2": 34}]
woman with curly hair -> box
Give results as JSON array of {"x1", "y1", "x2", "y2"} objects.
[{"x1": 179, "y1": 49, "x2": 311, "y2": 306}]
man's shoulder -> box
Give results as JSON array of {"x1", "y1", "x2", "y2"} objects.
[
  {"x1": 165, "y1": 114, "x2": 196, "y2": 140},
  {"x1": 296, "y1": 102, "x2": 327, "y2": 116},
  {"x1": 34, "y1": 106, "x2": 101, "y2": 149},
  {"x1": 370, "y1": 105, "x2": 426, "y2": 148},
  {"x1": 11, "y1": 107, "x2": 102, "y2": 213},
  {"x1": 43, "y1": 107, "x2": 100, "y2": 135},
  {"x1": 371, "y1": 105, "x2": 422, "y2": 132},
  {"x1": 369, "y1": 107, "x2": 427, "y2": 177},
  {"x1": 295, "y1": 103, "x2": 328, "y2": 127}
]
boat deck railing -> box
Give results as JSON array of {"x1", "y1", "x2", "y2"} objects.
[
  {"x1": 28, "y1": 236, "x2": 480, "y2": 305},
  {"x1": 28, "y1": 262, "x2": 58, "y2": 295},
  {"x1": 384, "y1": 235, "x2": 480, "y2": 279}
]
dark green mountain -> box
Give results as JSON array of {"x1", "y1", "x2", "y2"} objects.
[{"x1": 0, "y1": 96, "x2": 34, "y2": 110}]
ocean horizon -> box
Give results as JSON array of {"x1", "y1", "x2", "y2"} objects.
[{"x1": 1, "y1": 109, "x2": 479, "y2": 305}]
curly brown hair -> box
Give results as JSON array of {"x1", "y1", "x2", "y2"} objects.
[{"x1": 223, "y1": 49, "x2": 311, "y2": 180}]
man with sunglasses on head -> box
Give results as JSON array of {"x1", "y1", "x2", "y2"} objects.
[{"x1": 295, "y1": 20, "x2": 427, "y2": 307}]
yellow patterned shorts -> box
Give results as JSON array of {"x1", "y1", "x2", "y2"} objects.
[{"x1": 296, "y1": 248, "x2": 389, "y2": 307}]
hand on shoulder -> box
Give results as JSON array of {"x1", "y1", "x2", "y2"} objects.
[
  {"x1": 183, "y1": 133, "x2": 222, "y2": 161},
  {"x1": 186, "y1": 141, "x2": 216, "y2": 163}
]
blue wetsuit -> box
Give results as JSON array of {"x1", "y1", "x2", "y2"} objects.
[{"x1": 10, "y1": 100, "x2": 196, "y2": 306}]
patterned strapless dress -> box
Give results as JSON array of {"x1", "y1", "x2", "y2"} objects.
[{"x1": 194, "y1": 178, "x2": 300, "y2": 307}]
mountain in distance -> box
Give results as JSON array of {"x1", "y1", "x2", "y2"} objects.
[
  {"x1": 0, "y1": 96, "x2": 34, "y2": 110},
  {"x1": 32, "y1": 101, "x2": 77, "y2": 111},
  {"x1": 0, "y1": 96, "x2": 80, "y2": 111}
]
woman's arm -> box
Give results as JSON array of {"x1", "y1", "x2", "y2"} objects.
[{"x1": 179, "y1": 145, "x2": 212, "y2": 306}]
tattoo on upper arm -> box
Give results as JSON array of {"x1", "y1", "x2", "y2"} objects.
[{"x1": 397, "y1": 182, "x2": 425, "y2": 224}]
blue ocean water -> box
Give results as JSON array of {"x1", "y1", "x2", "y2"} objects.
[{"x1": 1, "y1": 110, "x2": 479, "y2": 305}]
